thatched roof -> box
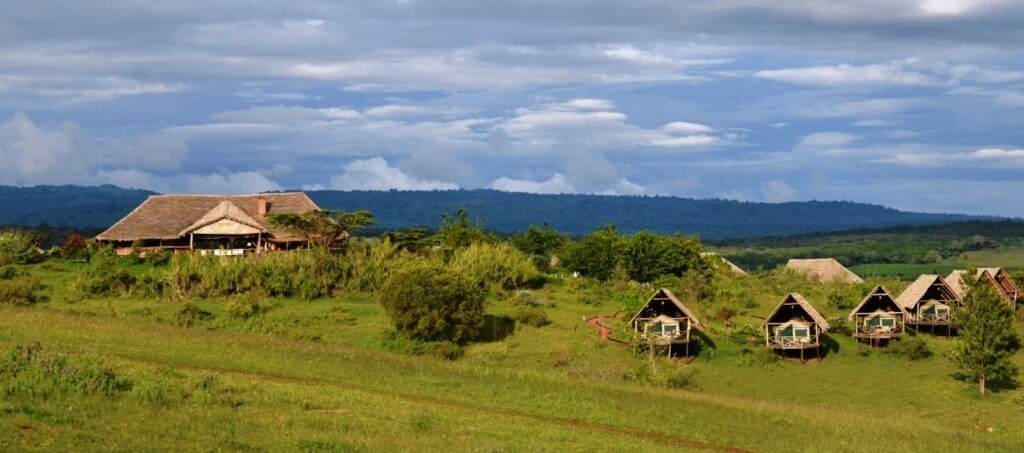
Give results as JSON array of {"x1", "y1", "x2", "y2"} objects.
[
  {"x1": 629, "y1": 288, "x2": 706, "y2": 332},
  {"x1": 895, "y1": 274, "x2": 961, "y2": 310},
  {"x1": 763, "y1": 293, "x2": 830, "y2": 331},
  {"x1": 701, "y1": 252, "x2": 748, "y2": 276},
  {"x1": 947, "y1": 268, "x2": 1020, "y2": 301},
  {"x1": 786, "y1": 258, "x2": 863, "y2": 284},
  {"x1": 848, "y1": 285, "x2": 904, "y2": 320},
  {"x1": 96, "y1": 192, "x2": 319, "y2": 242}
]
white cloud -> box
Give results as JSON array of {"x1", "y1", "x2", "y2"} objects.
[
  {"x1": 756, "y1": 62, "x2": 935, "y2": 87},
  {"x1": 328, "y1": 158, "x2": 459, "y2": 191},
  {"x1": 876, "y1": 147, "x2": 1024, "y2": 168},
  {"x1": 796, "y1": 132, "x2": 859, "y2": 150},
  {"x1": 662, "y1": 121, "x2": 713, "y2": 134},
  {"x1": 852, "y1": 119, "x2": 898, "y2": 127},
  {"x1": 491, "y1": 173, "x2": 575, "y2": 194},
  {"x1": 180, "y1": 172, "x2": 283, "y2": 194},
  {"x1": 761, "y1": 179, "x2": 799, "y2": 203}
]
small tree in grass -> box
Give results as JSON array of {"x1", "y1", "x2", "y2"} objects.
[
  {"x1": 267, "y1": 209, "x2": 375, "y2": 249},
  {"x1": 379, "y1": 263, "x2": 485, "y2": 343},
  {"x1": 951, "y1": 272, "x2": 1020, "y2": 395}
]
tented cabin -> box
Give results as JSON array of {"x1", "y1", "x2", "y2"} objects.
[
  {"x1": 848, "y1": 286, "x2": 906, "y2": 346},
  {"x1": 786, "y1": 258, "x2": 863, "y2": 284},
  {"x1": 896, "y1": 274, "x2": 962, "y2": 335},
  {"x1": 96, "y1": 193, "x2": 321, "y2": 256},
  {"x1": 629, "y1": 288, "x2": 706, "y2": 356},
  {"x1": 947, "y1": 268, "x2": 1021, "y2": 310},
  {"x1": 763, "y1": 293, "x2": 830, "y2": 362}
]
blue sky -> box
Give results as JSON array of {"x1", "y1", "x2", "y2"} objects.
[{"x1": 1, "y1": 1, "x2": 1023, "y2": 216}]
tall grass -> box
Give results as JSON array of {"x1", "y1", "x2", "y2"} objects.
[{"x1": 449, "y1": 242, "x2": 541, "y2": 290}]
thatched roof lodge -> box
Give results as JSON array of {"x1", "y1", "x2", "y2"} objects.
[
  {"x1": 629, "y1": 288, "x2": 705, "y2": 356},
  {"x1": 96, "y1": 192, "x2": 320, "y2": 255},
  {"x1": 786, "y1": 258, "x2": 863, "y2": 284},
  {"x1": 848, "y1": 286, "x2": 906, "y2": 345},
  {"x1": 896, "y1": 275, "x2": 961, "y2": 333},
  {"x1": 701, "y1": 252, "x2": 748, "y2": 276},
  {"x1": 763, "y1": 293, "x2": 829, "y2": 361},
  {"x1": 947, "y1": 268, "x2": 1021, "y2": 310}
]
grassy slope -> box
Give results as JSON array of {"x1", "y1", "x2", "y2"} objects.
[{"x1": 3, "y1": 263, "x2": 1024, "y2": 451}]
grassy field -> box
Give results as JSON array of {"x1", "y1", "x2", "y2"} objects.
[
  {"x1": 852, "y1": 249, "x2": 1024, "y2": 279},
  {"x1": 3, "y1": 260, "x2": 1024, "y2": 451}
]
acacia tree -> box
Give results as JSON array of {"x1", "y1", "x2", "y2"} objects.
[
  {"x1": 951, "y1": 272, "x2": 1020, "y2": 395},
  {"x1": 267, "y1": 209, "x2": 375, "y2": 249}
]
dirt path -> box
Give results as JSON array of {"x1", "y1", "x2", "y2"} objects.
[{"x1": 584, "y1": 312, "x2": 630, "y2": 346}]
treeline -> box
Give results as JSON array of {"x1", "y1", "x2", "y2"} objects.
[
  {"x1": 0, "y1": 185, "x2": 992, "y2": 239},
  {"x1": 712, "y1": 220, "x2": 1024, "y2": 270}
]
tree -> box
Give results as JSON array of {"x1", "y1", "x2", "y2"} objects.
[
  {"x1": 951, "y1": 271, "x2": 1020, "y2": 395},
  {"x1": 511, "y1": 224, "x2": 568, "y2": 257},
  {"x1": 379, "y1": 263, "x2": 485, "y2": 343},
  {"x1": 620, "y1": 231, "x2": 707, "y2": 283},
  {"x1": 267, "y1": 209, "x2": 375, "y2": 249},
  {"x1": 561, "y1": 224, "x2": 622, "y2": 281},
  {"x1": 434, "y1": 208, "x2": 494, "y2": 251},
  {"x1": 0, "y1": 229, "x2": 43, "y2": 266}
]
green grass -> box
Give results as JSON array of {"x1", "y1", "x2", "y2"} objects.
[
  {"x1": 852, "y1": 250, "x2": 1024, "y2": 279},
  {"x1": 3, "y1": 261, "x2": 1024, "y2": 451}
]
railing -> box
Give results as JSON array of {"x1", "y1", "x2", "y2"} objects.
[
  {"x1": 639, "y1": 331, "x2": 690, "y2": 344},
  {"x1": 767, "y1": 334, "x2": 820, "y2": 349},
  {"x1": 854, "y1": 325, "x2": 903, "y2": 337},
  {"x1": 912, "y1": 313, "x2": 951, "y2": 325}
]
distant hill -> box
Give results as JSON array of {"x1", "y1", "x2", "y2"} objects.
[{"x1": 0, "y1": 185, "x2": 997, "y2": 239}]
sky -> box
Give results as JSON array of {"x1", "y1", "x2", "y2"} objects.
[{"x1": 1, "y1": 1, "x2": 1023, "y2": 217}]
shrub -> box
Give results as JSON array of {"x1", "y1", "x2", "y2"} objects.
[
  {"x1": 0, "y1": 277, "x2": 44, "y2": 306},
  {"x1": 449, "y1": 242, "x2": 541, "y2": 290},
  {"x1": 0, "y1": 265, "x2": 18, "y2": 280},
  {"x1": 379, "y1": 262, "x2": 485, "y2": 343},
  {"x1": 888, "y1": 335, "x2": 932, "y2": 360},
  {"x1": 827, "y1": 316, "x2": 852, "y2": 336},
  {"x1": 175, "y1": 303, "x2": 215, "y2": 327},
  {"x1": 509, "y1": 292, "x2": 550, "y2": 327},
  {"x1": 226, "y1": 298, "x2": 264, "y2": 319},
  {"x1": 71, "y1": 250, "x2": 137, "y2": 297},
  {"x1": 61, "y1": 234, "x2": 90, "y2": 261},
  {"x1": 0, "y1": 229, "x2": 43, "y2": 266},
  {"x1": 0, "y1": 342, "x2": 132, "y2": 399}
]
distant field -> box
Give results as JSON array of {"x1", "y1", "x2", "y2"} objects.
[{"x1": 853, "y1": 249, "x2": 1024, "y2": 279}]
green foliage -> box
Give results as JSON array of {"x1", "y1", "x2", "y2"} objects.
[
  {"x1": 0, "y1": 229, "x2": 43, "y2": 266},
  {"x1": 175, "y1": 303, "x2": 215, "y2": 327},
  {"x1": 561, "y1": 224, "x2": 622, "y2": 281},
  {"x1": 511, "y1": 224, "x2": 568, "y2": 258},
  {"x1": 226, "y1": 298, "x2": 265, "y2": 320},
  {"x1": 951, "y1": 274, "x2": 1021, "y2": 394},
  {"x1": 382, "y1": 227, "x2": 431, "y2": 253},
  {"x1": 620, "y1": 231, "x2": 706, "y2": 283},
  {"x1": 379, "y1": 262, "x2": 485, "y2": 343},
  {"x1": 0, "y1": 276, "x2": 44, "y2": 305},
  {"x1": 449, "y1": 242, "x2": 540, "y2": 290},
  {"x1": 509, "y1": 292, "x2": 550, "y2": 328},
  {"x1": 888, "y1": 335, "x2": 933, "y2": 360},
  {"x1": 434, "y1": 208, "x2": 495, "y2": 251},
  {"x1": 0, "y1": 342, "x2": 132, "y2": 399},
  {"x1": 625, "y1": 352, "x2": 698, "y2": 389},
  {"x1": 267, "y1": 209, "x2": 376, "y2": 249},
  {"x1": 60, "y1": 233, "x2": 90, "y2": 261},
  {"x1": 70, "y1": 248, "x2": 137, "y2": 297},
  {"x1": 0, "y1": 264, "x2": 16, "y2": 280}
]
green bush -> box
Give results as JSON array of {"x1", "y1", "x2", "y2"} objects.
[
  {"x1": 71, "y1": 250, "x2": 137, "y2": 297},
  {"x1": 888, "y1": 335, "x2": 933, "y2": 360},
  {"x1": 0, "y1": 264, "x2": 18, "y2": 280},
  {"x1": 0, "y1": 229, "x2": 43, "y2": 266},
  {"x1": 226, "y1": 298, "x2": 264, "y2": 319},
  {"x1": 0, "y1": 277, "x2": 43, "y2": 306},
  {"x1": 379, "y1": 262, "x2": 485, "y2": 343},
  {"x1": 449, "y1": 242, "x2": 540, "y2": 290},
  {"x1": 0, "y1": 342, "x2": 132, "y2": 400},
  {"x1": 175, "y1": 303, "x2": 215, "y2": 327},
  {"x1": 509, "y1": 292, "x2": 550, "y2": 327}
]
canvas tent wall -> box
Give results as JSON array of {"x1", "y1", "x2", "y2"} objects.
[
  {"x1": 895, "y1": 274, "x2": 961, "y2": 331},
  {"x1": 762, "y1": 293, "x2": 829, "y2": 351},
  {"x1": 848, "y1": 285, "x2": 906, "y2": 344},
  {"x1": 629, "y1": 288, "x2": 705, "y2": 355}
]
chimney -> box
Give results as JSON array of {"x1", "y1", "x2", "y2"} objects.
[{"x1": 257, "y1": 196, "x2": 268, "y2": 217}]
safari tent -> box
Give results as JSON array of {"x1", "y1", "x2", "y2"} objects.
[
  {"x1": 629, "y1": 288, "x2": 706, "y2": 356},
  {"x1": 896, "y1": 274, "x2": 962, "y2": 335},
  {"x1": 848, "y1": 285, "x2": 906, "y2": 346},
  {"x1": 786, "y1": 258, "x2": 863, "y2": 284},
  {"x1": 762, "y1": 293, "x2": 830, "y2": 362},
  {"x1": 947, "y1": 268, "x2": 1021, "y2": 310}
]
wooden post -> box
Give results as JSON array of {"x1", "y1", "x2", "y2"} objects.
[{"x1": 189, "y1": 233, "x2": 194, "y2": 251}]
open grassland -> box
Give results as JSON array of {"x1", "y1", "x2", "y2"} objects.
[
  {"x1": 852, "y1": 249, "x2": 1024, "y2": 279},
  {"x1": 3, "y1": 261, "x2": 1024, "y2": 451}
]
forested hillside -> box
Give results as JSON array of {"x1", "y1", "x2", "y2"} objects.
[{"x1": 0, "y1": 185, "x2": 996, "y2": 239}]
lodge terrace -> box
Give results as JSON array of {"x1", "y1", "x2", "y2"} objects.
[{"x1": 96, "y1": 193, "x2": 320, "y2": 256}]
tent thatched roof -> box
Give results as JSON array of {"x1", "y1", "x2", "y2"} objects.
[
  {"x1": 895, "y1": 274, "x2": 960, "y2": 310},
  {"x1": 848, "y1": 285, "x2": 904, "y2": 320},
  {"x1": 701, "y1": 252, "x2": 748, "y2": 276},
  {"x1": 763, "y1": 293, "x2": 830, "y2": 331},
  {"x1": 786, "y1": 258, "x2": 863, "y2": 284},
  {"x1": 947, "y1": 268, "x2": 1020, "y2": 301},
  {"x1": 96, "y1": 192, "x2": 319, "y2": 242},
  {"x1": 629, "y1": 288, "x2": 706, "y2": 332}
]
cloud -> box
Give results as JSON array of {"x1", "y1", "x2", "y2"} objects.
[
  {"x1": 879, "y1": 147, "x2": 1024, "y2": 168},
  {"x1": 327, "y1": 158, "x2": 459, "y2": 191},
  {"x1": 491, "y1": 173, "x2": 575, "y2": 194},
  {"x1": 761, "y1": 179, "x2": 799, "y2": 203},
  {"x1": 796, "y1": 132, "x2": 859, "y2": 150},
  {"x1": 756, "y1": 62, "x2": 935, "y2": 87}
]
